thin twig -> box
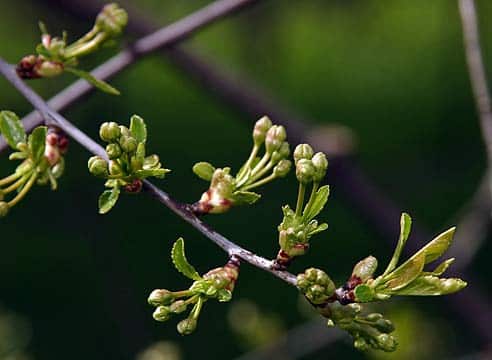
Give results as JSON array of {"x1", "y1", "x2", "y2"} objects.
[
  {"x1": 0, "y1": 0, "x2": 260, "y2": 151},
  {"x1": 0, "y1": 56, "x2": 297, "y2": 287},
  {"x1": 459, "y1": 0, "x2": 492, "y2": 179}
]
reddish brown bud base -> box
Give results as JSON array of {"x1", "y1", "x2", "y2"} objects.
[{"x1": 124, "y1": 179, "x2": 143, "y2": 193}]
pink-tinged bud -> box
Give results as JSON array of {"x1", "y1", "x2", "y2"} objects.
[
  {"x1": 253, "y1": 116, "x2": 272, "y2": 145},
  {"x1": 36, "y1": 60, "x2": 64, "y2": 78}
]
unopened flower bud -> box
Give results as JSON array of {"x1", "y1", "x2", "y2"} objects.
[
  {"x1": 99, "y1": 122, "x2": 120, "y2": 142},
  {"x1": 271, "y1": 142, "x2": 290, "y2": 163},
  {"x1": 106, "y1": 143, "x2": 121, "y2": 159},
  {"x1": 51, "y1": 158, "x2": 65, "y2": 179},
  {"x1": 351, "y1": 256, "x2": 378, "y2": 282},
  {"x1": 0, "y1": 202, "x2": 9, "y2": 217},
  {"x1": 170, "y1": 300, "x2": 187, "y2": 314},
  {"x1": 377, "y1": 333, "x2": 397, "y2": 352},
  {"x1": 253, "y1": 116, "x2": 272, "y2": 145},
  {"x1": 311, "y1": 152, "x2": 328, "y2": 182},
  {"x1": 88, "y1": 156, "x2": 108, "y2": 177},
  {"x1": 273, "y1": 159, "x2": 292, "y2": 178},
  {"x1": 177, "y1": 318, "x2": 197, "y2": 335},
  {"x1": 37, "y1": 60, "x2": 64, "y2": 78},
  {"x1": 152, "y1": 306, "x2": 171, "y2": 322},
  {"x1": 148, "y1": 289, "x2": 174, "y2": 306},
  {"x1": 119, "y1": 135, "x2": 137, "y2": 153},
  {"x1": 96, "y1": 3, "x2": 128, "y2": 37},
  {"x1": 265, "y1": 125, "x2": 287, "y2": 154},
  {"x1": 295, "y1": 158, "x2": 315, "y2": 184},
  {"x1": 293, "y1": 144, "x2": 313, "y2": 163},
  {"x1": 143, "y1": 155, "x2": 160, "y2": 169},
  {"x1": 297, "y1": 268, "x2": 335, "y2": 304},
  {"x1": 109, "y1": 160, "x2": 123, "y2": 176}
]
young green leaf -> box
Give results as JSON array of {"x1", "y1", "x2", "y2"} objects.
[
  {"x1": 380, "y1": 251, "x2": 426, "y2": 292},
  {"x1": 171, "y1": 238, "x2": 202, "y2": 281},
  {"x1": 29, "y1": 126, "x2": 47, "y2": 164},
  {"x1": 65, "y1": 67, "x2": 120, "y2": 95},
  {"x1": 414, "y1": 227, "x2": 456, "y2": 265},
  {"x1": 135, "y1": 168, "x2": 170, "y2": 179},
  {"x1": 232, "y1": 190, "x2": 261, "y2": 205},
  {"x1": 383, "y1": 213, "x2": 412, "y2": 276},
  {"x1": 130, "y1": 115, "x2": 147, "y2": 143},
  {"x1": 98, "y1": 187, "x2": 120, "y2": 214},
  {"x1": 302, "y1": 185, "x2": 330, "y2": 221},
  {"x1": 354, "y1": 284, "x2": 375, "y2": 302},
  {"x1": 0, "y1": 111, "x2": 27, "y2": 149},
  {"x1": 192, "y1": 162, "x2": 216, "y2": 181},
  {"x1": 393, "y1": 275, "x2": 467, "y2": 296},
  {"x1": 422, "y1": 258, "x2": 455, "y2": 276}
]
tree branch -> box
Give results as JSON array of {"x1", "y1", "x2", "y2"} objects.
[
  {"x1": 0, "y1": 0, "x2": 261, "y2": 152},
  {"x1": 0, "y1": 56, "x2": 297, "y2": 287}
]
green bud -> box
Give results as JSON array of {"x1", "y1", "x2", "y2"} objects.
[
  {"x1": 0, "y1": 202, "x2": 9, "y2": 217},
  {"x1": 253, "y1": 116, "x2": 273, "y2": 145},
  {"x1": 119, "y1": 135, "x2": 137, "y2": 153},
  {"x1": 177, "y1": 318, "x2": 197, "y2": 335},
  {"x1": 37, "y1": 60, "x2": 64, "y2": 78},
  {"x1": 148, "y1": 289, "x2": 174, "y2": 306},
  {"x1": 152, "y1": 306, "x2": 171, "y2": 322},
  {"x1": 354, "y1": 338, "x2": 369, "y2": 351},
  {"x1": 293, "y1": 144, "x2": 313, "y2": 163},
  {"x1": 88, "y1": 156, "x2": 109, "y2": 177},
  {"x1": 99, "y1": 122, "x2": 121, "y2": 142},
  {"x1": 374, "y1": 318, "x2": 395, "y2": 333},
  {"x1": 297, "y1": 268, "x2": 335, "y2": 304},
  {"x1": 351, "y1": 256, "x2": 378, "y2": 282},
  {"x1": 106, "y1": 143, "x2": 122, "y2": 160},
  {"x1": 51, "y1": 157, "x2": 65, "y2": 179},
  {"x1": 311, "y1": 152, "x2": 328, "y2": 182},
  {"x1": 108, "y1": 160, "x2": 123, "y2": 176},
  {"x1": 377, "y1": 333, "x2": 397, "y2": 352},
  {"x1": 271, "y1": 142, "x2": 290, "y2": 163},
  {"x1": 96, "y1": 3, "x2": 128, "y2": 37},
  {"x1": 170, "y1": 300, "x2": 188, "y2": 314},
  {"x1": 273, "y1": 159, "x2": 292, "y2": 178},
  {"x1": 119, "y1": 125, "x2": 131, "y2": 137},
  {"x1": 265, "y1": 125, "x2": 287, "y2": 154},
  {"x1": 143, "y1": 155, "x2": 160, "y2": 170},
  {"x1": 295, "y1": 158, "x2": 315, "y2": 184}
]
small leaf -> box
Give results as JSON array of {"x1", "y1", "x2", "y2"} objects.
[
  {"x1": 65, "y1": 67, "x2": 120, "y2": 95},
  {"x1": 423, "y1": 258, "x2": 455, "y2": 276},
  {"x1": 193, "y1": 162, "x2": 216, "y2": 181},
  {"x1": 302, "y1": 185, "x2": 330, "y2": 221},
  {"x1": 381, "y1": 251, "x2": 425, "y2": 291},
  {"x1": 29, "y1": 126, "x2": 47, "y2": 164},
  {"x1": 354, "y1": 284, "x2": 375, "y2": 302},
  {"x1": 0, "y1": 111, "x2": 26, "y2": 149},
  {"x1": 394, "y1": 275, "x2": 467, "y2": 296},
  {"x1": 135, "y1": 168, "x2": 170, "y2": 179},
  {"x1": 308, "y1": 222, "x2": 328, "y2": 236},
  {"x1": 171, "y1": 238, "x2": 202, "y2": 281},
  {"x1": 130, "y1": 115, "x2": 147, "y2": 143},
  {"x1": 416, "y1": 227, "x2": 456, "y2": 265},
  {"x1": 232, "y1": 190, "x2": 261, "y2": 205},
  {"x1": 383, "y1": 213, "x2": 412, "y2": 276},
  {"x1": 98, "y1": 187, "x2": 120, "y2": 214}
]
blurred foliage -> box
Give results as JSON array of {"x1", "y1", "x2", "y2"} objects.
[{"x1": 0, "y1": 0, "x2": 490, "y2": 359}]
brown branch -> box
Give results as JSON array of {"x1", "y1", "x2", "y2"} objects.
[{"x1": 0, "y1": 0, "x2": 261, "y2": 151}]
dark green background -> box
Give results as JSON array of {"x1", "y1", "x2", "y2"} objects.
[{"x1": 0, "y1": 0, "x2": 490, "y2": 359}]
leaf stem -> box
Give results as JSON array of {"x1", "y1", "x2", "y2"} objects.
[
  {"x1": 0, "y1": 172, "x2": 22, "y2": 187},
  {"x1": 2, "y1": 173, "x2": 29, "y2": 194},
  {"x1": 7, "y1": 172, "x2": 37, "y2": 207},
  {"x1": 236, "y1": 144, "x2": 258, "y2": 181},
  {"x1": 302, "y1": 182, "x2": 319, "y2": 220},
  {"x1": 65, "y1": 32, "x2": 107, "y2": 58},
  {"x1": 241, "y1": 172, "x2": 276, "y2": 191},
  {"x1": 295, "y1": 183, "x2": 306, "y2": 217}
]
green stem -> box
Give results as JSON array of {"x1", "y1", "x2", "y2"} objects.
[
  {"x1": 0, "y1": 172, "x2": 22, "y2": 187},
  {"x1": 190, "y1": 296, "x2": 204, "y2": 319},
  {"x1": 248, "y1": 160, "x2": 274, "y2": 184},
  {"x1": 172, "y1": 290, "x2": 194, "y2": 299},
  {"x1": 69, "y1": 26, "x2": 99, "y2": 48},
  {"x1": 2, "y1": 174, "x2": 29, "y2": 194},
  {"x1": 241, "y1": 173, "x2": 276, "y2": 191},
  {"x1": 236, "y1": 144, "x2": 259, "y2": 181},
  {"x1": 301, "y1": 182, "x2": 319, "y2": 220},
  {"x1": 250, "y1": 152, "x2": 271, "y2": 177},
  {"x1": 65, "y1": 32, "x2": 107, "y2": 58},
  {"x1": 7, "y1": 172, "x2": 37, "y2": 207},
  {"x1": 295, "y1": 183, "x2": 306, "y2": 217}
]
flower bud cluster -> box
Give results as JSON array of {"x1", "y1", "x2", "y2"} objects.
[
  {"x1": 274, "y1": 144, "x2": 330, "y2": 269},
  {"x1": 192, "y1": 115, "x2": 291, "y2": 214},
  {"x1": 0, "y1": 111, "x2": 69, "y2": 217},
  {"x1": 297, "y1": 268, "x2": 335, "y2": 304},
  {"x1": 148, "y1": 258, "x2": 239, "y2": 335},
  {"x1": 88, "y1": 115, "x2": 170, "y2": 214},
  {"x1": 16, "y1": 3, "x2": 127, "y2": 94},
  {"x1": 325, "y1": 302, "x2": 397, "y2": 352}
]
